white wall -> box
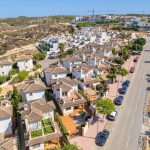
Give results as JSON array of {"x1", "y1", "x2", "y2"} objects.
[
  {"x1": 45, "y1": 72, "x2": 67, "y2": 85},
  {"x1": 43, "y1": 111, "x2": 54, "y2": 122},
  {"x1": 17, "y1": 59, "x2": 33, "y2": 71},
  {"x1": 62, "y1": 107, "x2": 74, "y2": 116},
  {"x1": 0, "y1": 65, "x2": 12, "y2": 76},
  {"x1": 0, "y1": 117, "x2": 12, "y2": 135},
  {"x1": 22, "y1": 90, "x2": 45, "y2": 102},
  {"x1": 29, "y1": 143, "x2": 44, "y2": 150}
]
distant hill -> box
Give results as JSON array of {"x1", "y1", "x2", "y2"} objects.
[{"x1": 0, "y1": 16, "x2": 75, "y2": 55}]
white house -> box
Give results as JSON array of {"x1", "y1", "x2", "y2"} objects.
[
  {"x1": 44, "y1": 66, "x2": 68, "y2": 85},
  {"x1": 19, "y1": 99, "x2": 62, "y2": 150},
  {"x1": 18, "y1": 80, "x2": 46, "y2": 102},
  {"x1": 62, "y1": 55, "x2": 82, "y2": 72},
  {"x1": 0, "y1": 100, "x2": 13, "y2": 136},
  {"x1": 76, "y1": 48, "x2": 94, "y2": 61},
  {"x1": 72, "y1": 64, "x2": 94, "y2": 79},
  {"x1": 52, "y1": 77, "x2": 85, "y2": 115},
  {"x1": 79, "y1": 78, "x2": 101, "y2": 90},
  {"x1": 16, "y1": 55, "x2": 33, "y2": 72},
  {"x1": 87, "y1": 54, "x2": 105, "y2": 66},
  {"x1": 39, "y1": 36, "x2": 66, "y2": 55},
  {"x1": 96, "y1": 47, "x2": 112, "y2": 57},
  {"x1": 0, "y1": 60, "x2": 12, "y2": 76}
]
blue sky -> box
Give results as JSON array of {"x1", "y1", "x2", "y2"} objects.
[{"x1": 0, "y1": 0, "x2": 150, "y2": 18}]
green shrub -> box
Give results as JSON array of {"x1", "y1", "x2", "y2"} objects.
[
  {"x1": 114, "y1": 57, "x2": 124, "y2": 65},
  {"x1": 0, "y1": 87, "x2": 2, "y2": 94},
  {"x1": 34, "y1": 52, "x2": 46, "y2": 60}
]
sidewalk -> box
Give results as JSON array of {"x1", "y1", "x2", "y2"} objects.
[
  {"x1": 70, "y1": 114, "x2": 107, "y2": 150},
  {"x1": 108, "y1": 55, "x2": 137, "y2": 100},
  {"x1": 70, "y1": 55, "x2": 138, "y2": 150}
]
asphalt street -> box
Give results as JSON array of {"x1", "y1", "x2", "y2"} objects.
[{"x1": 98, "y1": 37, "x2": 150, "y2": 150}]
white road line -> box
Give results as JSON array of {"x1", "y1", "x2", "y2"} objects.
[
  {"x1": 126, "y1": 136, "x2": 130, "y2": 147},
  {"x1": 131, "y1": 104, "x2": 138, "y2": 126}
]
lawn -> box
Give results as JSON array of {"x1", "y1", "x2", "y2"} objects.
[
  {"x1": 31, "y1": 129, "x2": 42, "y2": 138},
  {"x1": 42, "y1": 119, "x2": 51, "y2": 126},
  {"x1": 42, "y1": 119, "x2": 54, "y2": 135},
  {"x1": 44, "y1": 126, "x2": 54, "y2": 135}
]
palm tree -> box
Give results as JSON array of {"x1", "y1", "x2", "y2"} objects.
[{"x1": 58, "y1": 43, "x2": 65, "y2": 52}]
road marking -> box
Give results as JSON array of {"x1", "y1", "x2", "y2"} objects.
[
  {"x1": 126, "y1": 136, "x2": 130, "y2": 147},
  {"x1": 131, "y1": 105, "x2": 138, "y2": 126}
]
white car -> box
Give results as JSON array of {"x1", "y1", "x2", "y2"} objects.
[{"x1": 108, "y1": 111, "x2": 118, "y2": 121}]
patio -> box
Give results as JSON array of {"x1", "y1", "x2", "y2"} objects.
[
  {"x1": 42, "y1": 119, "x2": 54, "y2": 135},
  {"x1": 30, "y1": 119, "x2": 55, "y2": 138},
  {"x1": 84, "y1": 88, "x2": 99, "y2": 102},
  {"x1": 30, "y1": 129, "x2": 43, "y2": 138}
]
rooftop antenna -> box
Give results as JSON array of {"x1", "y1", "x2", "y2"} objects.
[{"x1": 88, "y1": 9, "x2": 95, "y2": 16}]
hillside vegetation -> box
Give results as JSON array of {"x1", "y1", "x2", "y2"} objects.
[{"x1": 0, "y1": 16, "x2": 75, "y2": 55}]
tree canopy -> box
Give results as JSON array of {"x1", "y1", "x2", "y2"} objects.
[
  {"x1": 59, "y1": 144, "x2": 79, "y2": 150},
  {"x1": 114, "y1": 57, "x2": 124, "y2": 65},
  {"x1": 11, "y1": 86, "x2": 22, "y2": 116},
  {"x1": 96, "y1": 98, "x2": 115, "y2": 115},
  {"x1": 34, "y1": 52, "x2": 46, "y2": 60},
  {"x1": 117, "y1": 67, "x2": 128, "y2": 77}
]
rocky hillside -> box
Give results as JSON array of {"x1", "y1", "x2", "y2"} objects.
[{"x1": 0, "y1": 16, "x2": 74, "y2": 55}]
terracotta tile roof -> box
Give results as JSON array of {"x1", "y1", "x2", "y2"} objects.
[
  {"x1": 0, "y1": 60, "x2": 12, "y2": 66},
  {"x1": 77, "y1": 48, "x2": 93, "y2": 54},
  {"x1": 20, "y1": 99, "x2": 54, "y2": 124},
  {"x1": 73, "y1": 63, "x2": 91, "y2": 73},
  {"x1": 0, "y1": 137, "x2": 14, "y2": 150},
  {"x1": 0, "y1": 101, "x2": 12, "y2": 119},
  {"x1": 44, "y1": 66, "x2": 68, "y2": 74},
  {"x1": 18, "y1": 80, "x2": 46, "y2": 93},
  {"x1": 60, "y1": 77, "x2": 79, "y2": 87},
  {"x1": 88, "y1": 54, "x2": 105, "y2": 60},
  {"x1": 53, "y1": 82, "x2": 72, "y2": 92},
  {"x1": 63, "y1": 55, "x2": 82, "y2": 62},
  {"x1": 26, "y1": 112, "x2": 41, "y2": 124},
  {"x1": 62, "y1": 98, "x2": 85, "y2": 109},
  {"x1": 16, "y1": 55, "x2": 32, "y2": 62}
]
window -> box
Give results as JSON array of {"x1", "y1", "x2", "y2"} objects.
[
  {"x1": 66, "y1": 107, "x2": 71, "y2": 111},
  {"x1": 32, "y1": 144, "x2": 40, "y2": 149},
  {"x1": 55, "y1": 74, "x2": 57, "y2": 77},
  {"x1": 29, "y1": 93, "x2": 33, "y2": 96},
  {"x1": 62, "y1": 92, "x2": 67, "y2": 96}
]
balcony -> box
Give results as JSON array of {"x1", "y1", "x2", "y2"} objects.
[
  {"x1": 42, "y1": 119, "x2": 55, "y2": 135},
  {"x1": 29, "y1": 119, "x2": 55, "y2": 139},
  {"x1": 31, "y1": 129, "x2": 43, "y2": 138}
]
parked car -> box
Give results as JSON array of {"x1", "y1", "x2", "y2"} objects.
[
  {"x1": 119, "y1": 85, "x2": 128, "y2": 94},
  {"x1": 108, "y1": 111, "x2": 118, "y2": 121},
  {"x1": 49, "y1": 52, "x2": 58, "y2": 59},
  {"x1": 122, "y1": 80, "x2": 130, "y2": 87},
  {"x1": 115, "y1": 95, "x2": 124, "y2": 105},
  {"x1": 96, "y1": 129, "x2": 110, "y2": 146},
  {"x1": 130, "y1": 67, "x2": 135, "y2": 73},
  {"x1": 134, "y1": 56, "x2": 138, "y2": 62}
]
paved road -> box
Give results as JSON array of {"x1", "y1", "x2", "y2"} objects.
[{"x1": 98, "y1": 38, "x2": 150, "y2": 150}]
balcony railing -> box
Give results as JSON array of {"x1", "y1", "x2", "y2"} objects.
[{"x1": 29, "y1": 119, "x2": 55, "y2": 139}]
